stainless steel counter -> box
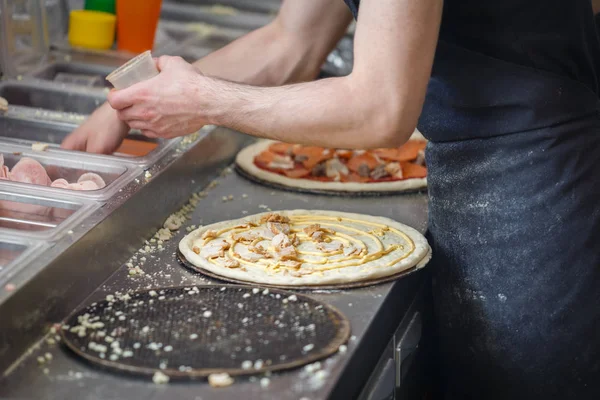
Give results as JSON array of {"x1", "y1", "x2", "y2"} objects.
[
  {"x1": 0, "y1": 2, "x2": 407, "y2": 398},
  {"x1": 0, "y1": 156, "x2": 429, "y2": 399}
]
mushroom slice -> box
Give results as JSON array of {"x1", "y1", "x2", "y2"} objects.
[
  {"x1": 201, "y1": 240, "x2": 230, "y2": 259},
  {"x1": 415, "y1": 150, "x2": 426, "y2": 166},
  {"x1": 272, "y1": 233, "x2": 298, "y2": 260},
  {"x1": 224, "y1": 259, "x2": 240, "y2": 269},
  {"x1": 235, "y1": 251, "x2": 264, "y2": 263},
  {"x1": 267, "y1": 154, "x2": 295, "y2": 170},
  {"x1": 384, "y1": 162, "x2": 403, "y2": 179},
  {"x1": 231, "y1": 231, "x2": 259, "y2": 243},
  {"x1": 260, "y1": 213, "x2": 290, "y2": 224},
  {"x1": 370, "y1": 164, "x2": 390, "y2": 180},
  {"x1": 325, "y1": 158, "x2": 349, "y2": 179},
  {"x1": 303, "y1": 224, "x2": 335, "y2": 242},
  {"x1": 201, "y1": 230, "x2": 218, "y2": 240},
  {"x1": 248, "y1": 243, "x2": 271, "y2": 258},
  {"x1": 268, "y1": 222, "x2": 290, "y2": 235},
  {"x1": 317, "y1": 241, "x2": 343, "y2": 253}
]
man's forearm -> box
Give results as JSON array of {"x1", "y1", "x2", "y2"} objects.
[
  {"x1": 108, "y1": 0, "x2": 439, "y2": 149},
  {"x1": 202, "y1": 75, "x2": 411, "y2": 149},
  {"x1": 192, "y1": 1, "x2": 352, "y2": 87},
  {"x1": 192, "y1": 24, "x2": 316, "y2": 86},
  {"x1": 593, "y1": 0, "x2": 600, "y2": 15}
]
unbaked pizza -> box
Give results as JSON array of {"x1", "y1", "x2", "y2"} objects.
[
  {"x1": 235, "y1": 134, "x2": 427, "y2": 193},
  {"x1": 179, "y1": 210, "x2": 431, "y2": 287}
]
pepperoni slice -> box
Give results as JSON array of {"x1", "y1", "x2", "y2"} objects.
[
  {"x1": 372, "y1": 148, "x2": 400, "y2": 160},
  {"x1": 254, "y1": 150, "x2": 278, "y2": 166},
  {"x1": 293, "y1": 147, "x2": 331, "y2": 170},
  {"x1": 335, "y1": 149, "x2": 353, "y2": 159},
  {"x1": 347, "y1": 153, "x2": 380, "y2": 173},
  {"x1": 269, "y1": 142, "x2": 294, "y2": 155},
  {"x1": 283, "y1": 168, "x2": 311, "y2": 178},
  {"x1": 341, "y1": 172, "x2": 370, "y2": 183},
  {"x1": 400, "y1": 162, "x2": 427, "y2": 179},
  {"x1": 375, "y1": 140, "x2": 427, "y2": 162}
]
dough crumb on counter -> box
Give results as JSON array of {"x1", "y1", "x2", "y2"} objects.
[
  {"x1": 32, "y1": 142, "x2": 49, "y2": 152},
  {"x1": 208, "y1": 372, "x2": 234, "y2": 387},
  {"x1": 152, "y1": 371, "x2": 170, "y2": 384}
]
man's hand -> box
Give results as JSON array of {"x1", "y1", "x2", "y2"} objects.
[
  {"x1": 61, "y1": 102, "x2": 130, "y2": 154},
  {"x1": 108, "y1": 57, "x2": 208, "y2": 139}
]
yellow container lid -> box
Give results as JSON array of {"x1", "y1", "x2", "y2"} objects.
[{"x1": 68, "y1": 10, "x2": 116, "y2": 50}]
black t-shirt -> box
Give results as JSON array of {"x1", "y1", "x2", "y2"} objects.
[
  {"x1": 344, "y1": 0, "x2": 600, "y2": 139},
  {"x1": 344, "y1": 0, "x2": 600, "y2": 93}
]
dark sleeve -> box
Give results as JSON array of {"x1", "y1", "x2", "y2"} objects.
[{"x1": 343, "y1": 0, "x2": 359, "y2": 19}]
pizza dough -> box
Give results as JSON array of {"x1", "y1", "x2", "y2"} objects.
[
  {"x1": 179, "y1": 210, "x2": 431, "y2": 287},
  {"x1": 235, "y1": 133, "x2": 428, "y2": 194}
]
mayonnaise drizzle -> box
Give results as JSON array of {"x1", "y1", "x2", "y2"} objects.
[{"x1": 201, "y1": 214, "x2": 416, "y2": 275}]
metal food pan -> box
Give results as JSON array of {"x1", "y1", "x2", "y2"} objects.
[
  {"x1": 0, "y1": 185, "x2": 98, "y2": 241},
  {"x1": 160, "y1": 25, "x2": 246, "y2": 61},
  {"x1": 46, "y1": 48, "x2": 133, "y2": 68},
  {"x1": 0, "y1": 80, "x2": 106, "y2": 115},
  {"x1": 0, "y1": 142, "x2": 141, "y2": 200},
  {"x1": 27, "y1": 62, "x2": 115, "y2": 88},
  {"x1": 0, "y1": 234, "x2": 47, "y2": 289},
  {"x1": 164, "y1": 0, "x2": 281, "y2": 14},
  {"x1": 160, "y1": 1, "x2": 273, "y2": 31},
  {"x1": 0, "y1": 113, "x2": 179, "y2": 167},
  {"x1": 47, "y1": 23, "x2": 195, "y2": 63},
  {"x1": 154, "y1": 22, "x2": 197, "y2": 54}
]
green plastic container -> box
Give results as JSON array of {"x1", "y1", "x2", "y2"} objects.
[{"x1": 85, "y1": 0, "x2": 116, "y2": 15}]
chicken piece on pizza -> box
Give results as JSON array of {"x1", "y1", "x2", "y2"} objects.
[
  {"x1": 303, "y1": 224, "x2": 335, "y2": 242},
  {"x1": 201, "y1": 240, "x2": 231, "y2": 259},
  {"x1": 271, "y1": 233, "x2": 298, "y2": 260},
  {"x1": 260, "y1": 213, "x2": 290, "y2": 224}
]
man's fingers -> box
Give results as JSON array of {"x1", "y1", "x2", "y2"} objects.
[
  {"x1": 156, "y1": 56, "x2": 172, "y2": 72},
  {"x1": 116, "y1": 106, "x2": 138, "y2": 122},
  {"x1": 141, "y1": 130, "x2": 159, "y2": 138},
  {"x1": 117, "y1": 106, "x2": 158, "y2": 124},
  {"x1": 60, "y1": 130, "x2": 87, "y2": 151},
  {"x1": 127, "y1": 120, "x2": 150, "y2": 131},
  {"x1": 87, "y1": 139, "x2": 114, "y2": 155},
  {"x1": 107, "y1": 87, "x2": 136, "y2": 110},
  {"x1": 157, "y1": 55, "x2": 187, "y2": 72}
]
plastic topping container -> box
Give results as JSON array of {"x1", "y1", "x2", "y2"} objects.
[
  {"x1": 68, "y1": 10, "x2": 116, "y2": 50},
  {"x1": 85, "y1": 0, "x2": 116, "y2": 14},
  {"x1": 105, "y1": 51, "x2": 159, "y2": 90},
  {"x1": 117, "y1": 0, "x2": 163, "y2": 53}
]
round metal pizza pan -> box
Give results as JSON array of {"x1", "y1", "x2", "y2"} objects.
[
  {"x1": 234, "y1": 164, "x2": 427, "y2": 198},
  {"x1": 60, "y1": 285, "x2": 350, "y2": 380},
  {"x1": 176, "y1": 249, "x2": 428, "y2": 291}
]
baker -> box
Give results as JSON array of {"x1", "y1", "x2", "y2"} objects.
[{"x1": 62, "y1": 1, "x2": 600, "y2": 398}]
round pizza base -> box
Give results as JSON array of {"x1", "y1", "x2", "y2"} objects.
[
  {"x1": 177, "y1": 247, "x2": 431, "y2": 290},
  {"x1": 179, "y1": 210, "x2": 432, "y2": 288},
  {"x1": 235, "y1": 164, "x2": 427, "y2": 197},
  {"x1": 235, "y1": 140, "x2": 428, "y2": 195}
]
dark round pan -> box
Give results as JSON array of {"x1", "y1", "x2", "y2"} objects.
[{"x1": 60, "y1": 285, "x2": 350, "y2": 380}]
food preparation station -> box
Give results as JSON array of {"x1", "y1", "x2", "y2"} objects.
[{"x1": 0, "y1": 1, "x2": 431, "y2": 399}]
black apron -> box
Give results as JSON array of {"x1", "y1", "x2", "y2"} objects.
[
  {"x1": 344, "y1": 1, "x2": 600, "y2": 399},
  {"x1": 421, "y1": 42, "x2": 600, "y2": 400}
]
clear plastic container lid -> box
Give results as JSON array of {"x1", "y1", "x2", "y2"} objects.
[{"x1": 105, "y1": 50, "x2": 159, "y2": 89}]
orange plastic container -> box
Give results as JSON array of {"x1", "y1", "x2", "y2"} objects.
[
  {"x1": 116, "y1": 0, "x2": 163, "y2": 53},
  {"x1": 116, "y1": 138, "x2": 158, "y2": 157}
]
